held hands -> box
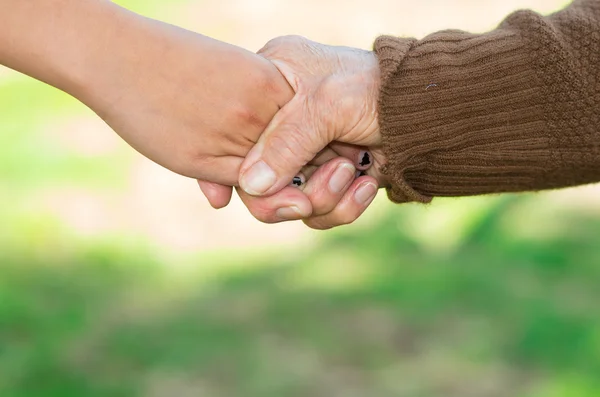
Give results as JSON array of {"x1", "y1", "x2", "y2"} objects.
[
  {"x1": 0, "y1": 0, "x2": 383, "y2": 229},
  {"x1": 83, "y1": 12, "x2": 385, "y2": 228},
  {"x1": 230, "y1": 36, "x2": 389, "y2": 229},
  {"x1": 241, "y1": 36, "x2": 387, "y2": 197}
]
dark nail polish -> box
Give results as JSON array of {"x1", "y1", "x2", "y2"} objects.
[
  {"x1": 292, "y1": 176, "x2": 303, "y2": 187},
  {"x1": 359, "y1": 152, "x2": 371, "y2": 167}
]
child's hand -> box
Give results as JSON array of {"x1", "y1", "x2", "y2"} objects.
[
  {"x1": 2, "y1": 0, "x2": 296, "y2": 186},
  {"x1": 72, "y1": 2, "x2": 294, "y2": 186}
]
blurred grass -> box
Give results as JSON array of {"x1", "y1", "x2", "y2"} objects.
[
  {"x1": 2, "y1": 0, "x2": 600, "y2": 396},
  {"x1": 1, "y1": 195, "x2": 600, "y2": 397}
]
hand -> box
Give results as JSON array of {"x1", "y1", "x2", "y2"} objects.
[
  {"x1": 235, "y1": 152, "x2": 380, "y2": 229},
  {"x1": 72, "y1": 3, "x2": 293, "y2": 186},
  {"x1": 197, "y1": 144, "x2": 372, "y2": 211},
  {"x1": 199, "y1": 140, "x2": 376, "y2": 221},
  {"x1": 239, "y1": 36, "x2": 388, "y2": 196},
  {"x1": 227, "y1": 36, "x2": 387, "y2": 229}
]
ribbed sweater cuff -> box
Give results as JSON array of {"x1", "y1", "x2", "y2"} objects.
[{"x1": 373, "y1": 27, "x2": 547, "y2": 203}]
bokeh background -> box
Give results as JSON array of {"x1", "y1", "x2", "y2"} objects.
[{"x1": 2, "y1": 0, "x2": 599, "y2": 396}]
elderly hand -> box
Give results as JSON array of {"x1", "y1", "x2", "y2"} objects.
[
  {"x1": 232, "y1": 36, "x2": 388, "y2": 229},
  {"x1": 199, "y1": 143, "x2": 376, "y2": 227},
  {"x1": 200, "y1": 36, "x2": 387, "y2": 228},
  {"x1": 235, "y1": 147, "x2": 378, "y2": 229}
]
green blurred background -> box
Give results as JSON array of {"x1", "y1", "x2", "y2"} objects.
[{"x1": 3, "y1": 0, "x2": 599, "y2": 396}]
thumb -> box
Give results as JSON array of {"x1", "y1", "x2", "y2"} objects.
[{"x1": 239, "y1": 98, "x2": 329, "y2": 197}]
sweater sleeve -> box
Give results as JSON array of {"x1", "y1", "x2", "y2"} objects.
[{"x1": 373, "y1": 0, "x2": 600, "y2": 203}]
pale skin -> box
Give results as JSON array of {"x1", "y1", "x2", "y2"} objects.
[{"x1": 1, "y1": 0, "x2": 383, "y2": 229}]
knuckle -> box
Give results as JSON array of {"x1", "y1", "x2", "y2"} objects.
[
  {"x1": 259, "y1": 36, "x2": 285, "y2": 55},
  {"x1": 249, "y1": 205, "x2": 277, "y2": 224},
  {"x1": 264, "y1": 35, "x2": 306, "y2": 51},
  {"x1": 259, "y1": 35, "x2": 310, "y2": 63},
  {"x1": 281, "y1": 35, "x2": 309, "y2": 50},
  {"x1": 240, "y1": 195, "x2": 280, "y2": 225},
  {"x1": 232, "y1": 102, "x2": 270, "y2": 130},
  {"x1": 342, "y1": 208, "x2": 362, "y2": 225},
  {"x1": 309, "y1": 194, "x2": 337, "y2": 217},
  {"x1": 259, "y1": 72, "x2": 289, "y2": 102},
  {"x1": 330, "y1": 208, "x2": 361, "y2": 227}
]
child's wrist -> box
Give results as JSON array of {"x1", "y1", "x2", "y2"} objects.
[{"x1": 61, "y1": 1, "x2": 143, "y2": 107}]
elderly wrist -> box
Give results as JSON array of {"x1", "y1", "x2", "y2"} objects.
[{"x1": 365, "y1": 50, "x2": 382, "y2": 146}]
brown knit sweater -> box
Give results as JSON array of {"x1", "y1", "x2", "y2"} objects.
[{"x1": 374, "y1": 0, "x2": 600, "y2": 203}]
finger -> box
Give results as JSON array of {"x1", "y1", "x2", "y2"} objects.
[
  {"x1": 239, "y1": 157, "x2": 361, "y2": 223},
  {"x1": 238, "y1": 95, "x2": 330, "y2": 197},
  {"x1": 309, "y1": 147, "x2": 339, "y2": 167},
  {"x1": 328, "y1": 142, "x2": 373, "y2": 171},
  {"x1": 302, "y1": 158, "x2": 356, "y2": 216},
  {"x1": 297, "y1": 146, "x2": 372, "y2": 192},
  {"x1": 198, "y1": 180, "x2": 233, "y2": 209},
  {"x1": 292, "y1": 154, "x2": 363, "y2": 192},
  {"x1": 291, "y1": 164, "x2": 322, "y2": 189},
  {"x1": 236, "y1": 186, "x2": 312, "y2": 224},
  {"x1": 304, "y1": 178, "x2": 379, "y2": 230},
  {"x1": 300, "y1": 165, "x2": 318, "y2": 180}
]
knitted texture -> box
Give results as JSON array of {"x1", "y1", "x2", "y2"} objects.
[{"x1": 374, "y1": 0, "x2": 600, "y2": 203}]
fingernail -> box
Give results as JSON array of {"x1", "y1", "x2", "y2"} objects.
[
  {"x1": 291, "y1": 174, "x2": 305, "y2": 188},
  {"x1": 329, "y1": 163, "x2": 355, "y2": 193},
  {"x1": 241, "y1": 161, "x2": 276, "y2": 195},
  {"x1": 358, "y1": 151, "x2": 371, "y2": 167},
  {"x1": 276, "y1": 206, "x2": 304, "y2": 220},
  {"x1": 355, "y1": 182, "x2": 378, "y2": 205}
]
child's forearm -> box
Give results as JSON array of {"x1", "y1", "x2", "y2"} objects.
[
  {"x1": 0, "y1": 0, "x2": 123, "y2": 97},
  {"x1": 0, "y1": 0, "x2": 294, "y2": 185}
]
